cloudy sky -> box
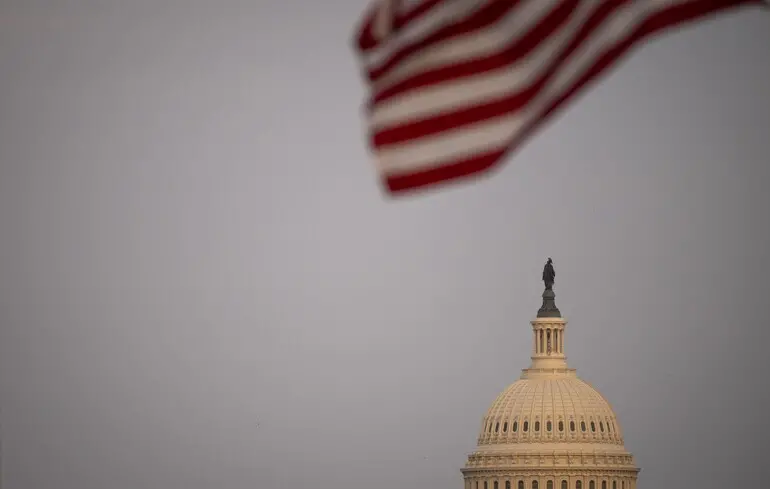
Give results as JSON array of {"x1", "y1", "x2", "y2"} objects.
[{"x1": 1, "y1": 2, "x2": 769, "y2": 489}]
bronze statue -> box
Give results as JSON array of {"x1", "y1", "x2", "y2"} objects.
[
  {"x1": 537, "y1": 258, "x2": 560, "y2": 318},
  {"x1": 542, "y1": 258, "x2": 555, "y2": 290}
]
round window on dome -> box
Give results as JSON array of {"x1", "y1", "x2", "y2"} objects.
[
  {"x1": 495, "y1": 422, "x2": 499, "y2": 433},
  {"x1": 591, "y1": 421, "x2": 596, "y2": 432},
  {"x1": 558, "y1": 421, "x2": 564, "y2": 432},
  {"x1": 570, "y1": 421, "x2": 575, "y2": 432},
  {"x1": 503, "y1": 422, "x2": 508, "y2": 433},
  {"x1": 534, "y1": 421, "x2": 540, "y2": 432},
  {"x1": 513, "y1": 421, "x2": 518, "y2": 432},
  {"x1": 523, "y1": 421, "x2": 529, "y2": 432},
  {"x1": 581, "y1": 421, "x2": 586, "y2": 432},
  {"x1": 600, "y1": 422, "x2": 604, "y2": 432},
  {"x1": 546, "y1": 421, "x2": 552, "y2": 432}
]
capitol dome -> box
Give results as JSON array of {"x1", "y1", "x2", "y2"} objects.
[
  {"x1": 461, "y1": 261, "x2": 639, "y2": 489},
  {"x1": 476, "y1": 377, "x2": 625, "y2": 449}
]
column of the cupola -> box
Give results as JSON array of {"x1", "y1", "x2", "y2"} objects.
[{"x1": 530, "y1": 317, "x2": 568, "y2": 369}]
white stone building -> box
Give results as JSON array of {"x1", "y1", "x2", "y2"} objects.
[{"x1": 461, "y1": 262, "x2": 639, "y2": 489}]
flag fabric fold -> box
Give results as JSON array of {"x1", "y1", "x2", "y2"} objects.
[{"x1": 352, "y1": 0, "x2": 761, "y2": 195}]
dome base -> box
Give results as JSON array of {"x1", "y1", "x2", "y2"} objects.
[{"x1": 520, "y1": 367, "x2": 577, "y2": 379}]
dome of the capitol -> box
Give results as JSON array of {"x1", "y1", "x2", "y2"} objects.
[
  {"x1": 476, "y1": 377, "x2": 625, "y2": 449},
  {"x1": 461, "y1": 260, "x2": 639, "y2": 489}
]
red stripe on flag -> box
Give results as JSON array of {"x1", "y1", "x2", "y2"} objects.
[
  {"x1": 367, "y1": 0, "x2": 527, "y2": 83},
  {"x1": 357, "y1": 0, "x2": 460, "y2": 53}
]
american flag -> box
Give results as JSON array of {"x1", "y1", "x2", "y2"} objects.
[{"x1": 353, "y1": 0, "x2": 762, "y2": 195}]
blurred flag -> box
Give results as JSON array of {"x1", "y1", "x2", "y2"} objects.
[{"x1": 353, "y1": 0, "x2": 762, "y2": 195}]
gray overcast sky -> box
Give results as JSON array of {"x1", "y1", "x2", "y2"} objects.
[{"x1": 1, "y1": 2, "x2": 769, "y2": 489}]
